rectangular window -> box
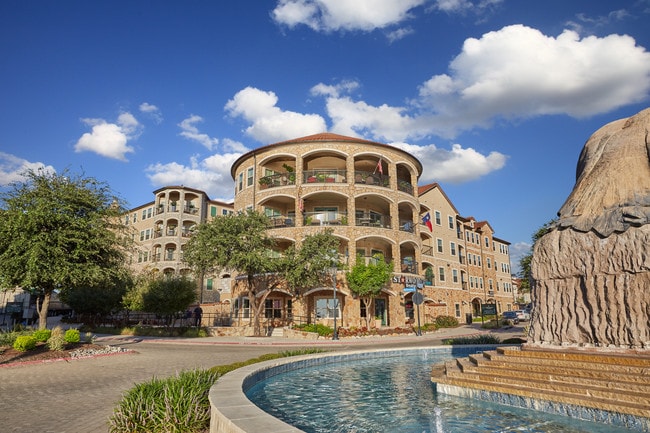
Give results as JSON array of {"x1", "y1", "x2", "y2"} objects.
[
  {"x1": 247, "y1": 167, "x2": 254, "y2": 187},
  {"x1": 479, "y1": 277, "x2": 483, "y2": 288},
  {"x1": 206, "y1": 278, "x2": 213, "y2": 291},
  {"x1": 455, "y1": 303, "x2": 461, "y2": 317},
  {"x1": 315, "y1": 297, "x2": 339, "y2": 319},
  {"x1": 147, "y1": 208, "x2": 152, "y2": 219},
  {"x1": 485, "y1": 236, "x2": 489, "y2": 248},
  {"x1": 124, "y1": 215, "x2": 130, "y2": 225},
  {"x1": 452, "y1": 269, "x2": 458, "y2": 283},
  {"x1": 265, "y1": 299, "x2": 283, "y2": 318},
  {"x1": 448, "y1": 215, "x2": 454, "y2": 229},
  {"x1": 142, "y1": 210, "x2": 147, "y2": 219},
  {"x1": 450, "y1": 242, "x2": 456, "y2": 256},
  {"x1": 489, "y1": 279, "x2": 493, "y2": 290},
  {"x1": 435, "y1": 211, "x2": 441, "y2": 225},
  {"x1": 477, "y1": 256, "x2": 482, "y2": 267},
  {"x1": 133, "y1": 213, "x2": 137, "y2": 222},
  {"x1": 238, "y1": 172, "x2": 244, "y2": 191},
  {"x1": 438, "y1": 267, "x2": 445, "y2": 282},
  {"x1": 487, "y1": 258, "x2": 491, "y2": 268},
  {"x1": 143, "y1": 252, "x2": 148, "y2": 262},
  {"x1": 437, "y1": 238, "x2": 443, "y2": 253},
  {"x1": 145, "y1": 229, "x2": 151, "y2": 240},
  {"x1": 211, "y1": 206, "x2": 217, "y2": 217},
  {"x1": 222, "y1": 209, "x2": 228, "y2": 215},
  {"x1": 233, "y1": 297, "x2": 250, "y2": 319},
  {"x1": 140, "y1": 231, "x2": 145, "y2": 241}
]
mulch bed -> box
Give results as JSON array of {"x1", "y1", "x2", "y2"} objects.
[{"x1": 0, "y1": 342, "x2": 111, "y2": 366}]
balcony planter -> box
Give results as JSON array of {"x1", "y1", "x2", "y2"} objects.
[
  {"x1": 307, "y1": 176, "x2": 317, "y2": 183},
  {"x1": 325, "y1": 177, "x2": 335, "y2": 183}
]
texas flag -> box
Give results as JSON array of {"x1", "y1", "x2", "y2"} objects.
[{"x1": 422, "y1": 212, "x2": 433, "y2": 232}]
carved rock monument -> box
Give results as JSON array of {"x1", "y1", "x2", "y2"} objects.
[{"x1": 529, "y1": 107, "x2": 650, "y2": 349}]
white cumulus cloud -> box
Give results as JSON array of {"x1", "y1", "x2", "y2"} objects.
[
  {"x1": 225, "y1": 87, "x2": 327, "y2": 143},
  {"x1": 417, "y1": 24, "x2": 650, "y2": 136},
  {"x1": 74, "y1": 112, "x2": 141, "y2": 161},
  {"x1": 391, "y1": 141, "x2": 507, "y2": 183},
  {"x1": 139, "y1": 102, "x2": 163, "y2": 124},
  {"x1": 178, "y1": 115, "x2": 219, "y2": 150},
  {"x1": 271, "y1": 0, "x2": 425, "y2": 32},
  {"x1": 145, "y1": 152, "x2": 244, "y2": 201},
  {"x1": 0, "y1": 152, "x2": 56, "y2": 186}
]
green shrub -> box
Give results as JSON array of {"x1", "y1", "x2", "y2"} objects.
[
  {"x1": 0, "y1": 330, "x2": 29, "y2": 346},
  {"x1": 110, "y1": 348, "x2": 325, "y2": 433},
  {"x1": 13, "y1": 335, "x2": 37, "y2": 351},
  {"x1": 293, "y1": 323, "x2": 332, "y2": 336},
  {"x1": 480, "y1": 320, "x2": 502, "y2": 329},
  {"x1": 109, "y1": 369, "x2": 219, "y2": 433},
  {"x1": 435, "y1": 315, "x2": 459, "y2": 328},
  {"x1": 64, "y1": 328, "x2": 80, "y2": 343},
  {"x1": 48, "y1": 327, "x2": 66, "y2": 351},
  {"x1": 32, "y1": 329, "x2": 52, "y2": 342},
  {"x1": 442, "y1": 335, "x2": 501, "y2": 345}
]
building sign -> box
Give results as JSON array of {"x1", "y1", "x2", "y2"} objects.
[
  {"x1": 392, "y1": 275, "x2": 425, "y2": 286},
  {"x1": 403, "y1": 286, "x2": 416, "y2": 293},
  {"x1": 481, "y1": 303, "x2": 497, "y2": 315}
]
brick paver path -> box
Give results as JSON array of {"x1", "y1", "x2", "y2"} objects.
[{"x1": 0, "y1": 325, "x2": 518, "y2": 432}]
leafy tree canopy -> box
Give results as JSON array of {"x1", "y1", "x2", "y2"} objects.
[
  {"x1": 346, "y1": 253, "x2": 392, "y2": 299},
  {"x1": 141, "y1": 276, "x2": 197, "y2": 320},
  {"x1": 282, "y1": 229, "x2": 341, "y2": 294},
  {"x1": 183, "y1": 209, "x2": 277, "y2": 277},
  {"x1": 0, "y1": 169, "x2": 129, "y2": 328}
]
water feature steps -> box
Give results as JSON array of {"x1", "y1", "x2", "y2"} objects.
[{"x1": 431, "y1": 345, "x2": 650, "y2": 427}]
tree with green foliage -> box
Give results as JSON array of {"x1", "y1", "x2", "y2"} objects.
[
  {"x1": 517, "y1": 219, "x2": 557, "y2": 294},
  {"x1": 183, "y1": 210, "x2": 279, "y2": 336},
  {"x1": 60, "y1": 273, "x2": 133, "y2": 326},
  {"x1": 0, "y1": 169, "x2": 129, "y2": 329},
  {"x1": 282, "y1": 228, "x2": 341, "y2": 295},
  {"x1": 141, "y1": 276, "x2": 197, "y2": 326},
  {"x1": 346, "y1": 253, "x2": 393, "y2": 328}
]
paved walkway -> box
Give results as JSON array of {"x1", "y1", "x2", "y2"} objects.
[{"x1": 0, "y1": 324, "x2": 524, "y2": 432}]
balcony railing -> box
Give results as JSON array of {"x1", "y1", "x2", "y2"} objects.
[
  {"x1": 269, "y1": 216, "x2": 297, "y2": 228},
  {"x1": 397, "y1": 180, "x2": 414, "y2": 195},
  {"x1": 421, "y1": 245, "x2": 433, "y2": 256},
  {"x1": 259, "y1": 172, "x2": 296, "y2": 189},
  {"x1": 400, "y1": 260, "x2": 418, "y2": 274},
  {"x1": 355, "y1": 212, "x2": 391, "y2": 228},
  {"x1": 303, "y1": 211, "x2": 348, "y2": 226},
  {"x1": 354, "y1": 171, "x2": 390, "y2": 188},
  {"x1": 303, "y1": 169, "x2": 347, "y2": 184},
  {"x1": 399, "y1": 220, "x2": 415, "y2": 233}
]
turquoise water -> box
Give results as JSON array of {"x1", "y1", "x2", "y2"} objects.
[{"x1": 246, "y1": 349, "x2": 633, "y2": 433}]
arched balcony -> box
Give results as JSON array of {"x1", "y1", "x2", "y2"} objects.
[
  {"x1": 258, "y1": 156, "x2": 297, "y2": 189},
  {"x1": 354, "y1": 194, "x2": 392, "y2": 229},
  {"x1": 302, "y1": 151, "x2": 347, "y2": 185},
  {"x1": 353, "y1": 154, "x2": 390, "y2": 189}
]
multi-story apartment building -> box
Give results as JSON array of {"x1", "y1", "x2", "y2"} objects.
[
  {"x1": 124, "y1": 132, "x2": 514, "y2": 328},
  {"x1": 227, "y1": 132, "x2": 514, "y2": 328},
  {"x1": 124, "y1": 186, "x2": 234, "y2": 303}
]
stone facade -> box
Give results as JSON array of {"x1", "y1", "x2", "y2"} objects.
[{"x1": 228, "y1": 133, "x2": 515, "y2": 329}]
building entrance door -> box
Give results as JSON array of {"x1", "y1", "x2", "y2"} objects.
[{"x1": 375, "y1": 299, "x2": 386, "y2": 326}]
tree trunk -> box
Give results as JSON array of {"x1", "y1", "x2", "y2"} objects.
[
  {"x1": 362, "y1": 297, "x2": 371, "y2": 328},
  {"x1": 37, "y1": 291, "x2": 51, "y2": 330}
]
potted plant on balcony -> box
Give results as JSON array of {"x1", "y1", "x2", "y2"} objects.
[
  {"x1": 170, "y1": 201, "x2": 177, "y2": 212},
  {"x1": 282, "y1": 163, "x2": 296, "y2": 184},
  {"x1": 425, "y1": 267, "x2": 434, "y2": 286},
  {"x1": 258, "y1": 177, "x2": 271, "y2": 189}
]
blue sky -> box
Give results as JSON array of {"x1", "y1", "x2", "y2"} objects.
[{"x1": 1, "y1": 0, "x2": 649, "y2": 271}]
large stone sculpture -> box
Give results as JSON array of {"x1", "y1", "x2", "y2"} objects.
[{"x1": 529, "y1": 107, "x2": 650, "y2": 349}]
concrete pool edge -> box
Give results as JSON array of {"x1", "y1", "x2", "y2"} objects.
[{"x1": 208, "y1": 345, "x2": 498, "y2": 433}]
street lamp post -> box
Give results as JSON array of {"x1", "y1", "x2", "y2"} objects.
[{"x1": 331, "y1": 266, "x2": 339, "y2": 340}]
